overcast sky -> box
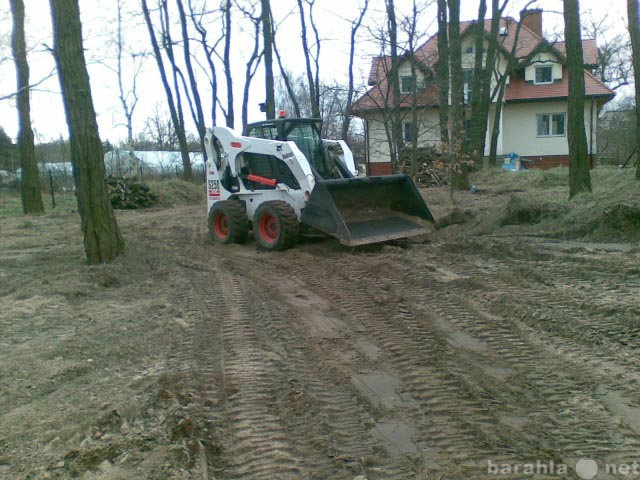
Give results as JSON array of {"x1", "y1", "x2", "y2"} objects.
[{"x1": 0, "y1": 0, "x2": 632, "y2": 145}]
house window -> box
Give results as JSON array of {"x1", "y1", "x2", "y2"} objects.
[
  {"x1": 537, "y1": 113, "x2": 565, "y2": 137},
  {"x1": 400, "y1": 75, "x2": 415, "y2": 94},
  {"x1": 534, "y1": 65, "x2": 553, "y2": 84},
  {"x1": 403, "y1": 121, "x2": 417, "y2": 143},
  {"x1": 463, "y1": 69, "x2": 474, "y2": 104}
]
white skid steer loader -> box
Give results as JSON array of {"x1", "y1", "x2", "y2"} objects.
[{"x1": 205, "y1": 117, "x2": 435, "y2": 250}]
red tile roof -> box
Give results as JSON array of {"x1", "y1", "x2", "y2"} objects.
[
  {"x1": 355, "y1": 16, "x2": 611, "y2": 113},
  {"x1": 552, "y1": 38, "x2": 599, "y2": 66},
  {"x1": 506, "y1": 68, "x2": 614, "y2": 102}
]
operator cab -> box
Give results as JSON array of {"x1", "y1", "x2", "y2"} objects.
[{"x1": 244, "y1": 117, "x2": 353, "y2": 181}]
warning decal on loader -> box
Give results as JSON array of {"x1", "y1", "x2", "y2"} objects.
[{"x1": 208, "y1": 179, "x2": 221, "y2": 198}]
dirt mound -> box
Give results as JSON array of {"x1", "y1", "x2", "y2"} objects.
[
  {"x1": 590, "y1": 203, "x2": 640, "y2": 241},
  {"x1": 501, "y1": 195, "x2": 568, "y2": 225},
  {"x1": 150, "y1": 180, "x2": 204, "y2": 208}
]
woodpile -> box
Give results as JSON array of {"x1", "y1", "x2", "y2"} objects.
[
  {"x1": 399, "y1": 146, "x2": 448, "y2": 187},
  {"x1": 106, "y1": 177, "x2": 158, "y2": 209}
]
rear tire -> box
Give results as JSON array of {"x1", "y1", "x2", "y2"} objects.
[
  {"x1": 253, "y1": 201, "x2": 300, "y2": 251},
  {"x1": 208, "y1": 200, "x2": 249, "y2": 244}
]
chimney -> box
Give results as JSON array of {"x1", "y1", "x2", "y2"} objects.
[{"x1": 521, "y1": 8, "x2": 543, "y2": 37}]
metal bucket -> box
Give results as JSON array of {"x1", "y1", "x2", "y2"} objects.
[{"x1": 301, "y1": 174, "x2": 435, "y2": 246}]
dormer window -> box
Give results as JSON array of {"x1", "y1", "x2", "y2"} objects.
[
  {"x1": 534, "y1": 65, "x2": 553, "y2": 84},
  {"x1": 400, "y1": 75, "x2": 415, "y2": 94}
]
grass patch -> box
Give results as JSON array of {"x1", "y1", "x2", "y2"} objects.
[
  {"x1": 0, "y1": 180, "x2": 204, "y2": 219},
  {"x1": 473, "y1": 166, "x2": 569, "y2": 189},
  {"x1": 473, "y1": 166, "x2": 640, "y2": 242},
  {"x1": 148, "y1": 180, "x2": 205, "y2": 208},
  {"x1": 502, "y1": 196, "x2": 569, "y2": 225},
  {"x1": 0, "y1": 191, "x2": 78, "y2": 219}
]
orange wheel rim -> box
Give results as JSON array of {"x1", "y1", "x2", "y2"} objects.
[
  {"x1": 259, "y1": 213, "x2": 278, "y2": 242},
  {"x1": 214, "y1": 211, "x2": 230, "y2": 238}
]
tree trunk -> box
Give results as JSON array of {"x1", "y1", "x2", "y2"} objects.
[
  {"x1": 448, "y1": 0, "x2": 469, "y2": 190},
  {"x1": 223, "y1": 0, "x2": 234, "y2": 128},
  {"x1": 341, "y1": 0, "x2": 368, "y2": 142},
  {"x1": 628, "y1": 0, "x2": 640, "y2": 180},
  {"x1": 242, "y1": 14, "x2": 262, "y2": 130},
  {"x1": 436, "y1": 0, "x2": 449, "y2": 144},
  {"x1": 10, "y1": 0, "x2": 44, "y2": 215},
  {"x1": 261, "y1": 0, "x2": 275, "y2": 120},
  {"x1": 141, "y1": 0, "x2": 192, "y2": 180},
  {"x1": 386, "y1": 0, "x2": 402, "y2": 174},
  {"x1": 470, "y1": 0, "x2": 504, "y2": 169},
  {"x1": 297, "y1": 0, "x2": 320, "y2": 119},
  {"x1": 563, "y1": 0, "x2": 592, "y2": 197},
  {"x1": 468, "y1": 0, "x2": 486, "y2": 166},
  {"x1": 176, "y1": 0, "x2": 207, "y2": 160},
  {"x1": 50, "y1": 0, "x2": 124, "y2": 263}
]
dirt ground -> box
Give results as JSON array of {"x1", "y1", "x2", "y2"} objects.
[{"x1": 1, "y1": 174, "x2": 640, "y2": 479}]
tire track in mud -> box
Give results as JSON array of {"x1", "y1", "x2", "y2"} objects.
[
  {"x1": 382, "y1": 244, "x2": 640, "y2": 381},
  {"x1": 210, "y1": 257, "x2": 415, "y2": 479},
  {"x1": 168, "y1": 257, "x2": 301, "y2": 479},
  {"x1": 228, "y1": 245, "x2": 640, "y2": 472},
  {"x1": 376, "y1": 243, "x2": 640, "y2": 463},
  {"x1": 172, "y1": 251, "x2": 412, "y2": 479},
  {"x1": 429, "y1": 243, "x2": 640, "y2": 355},
  {"x1": 223, "y1": 250, "x2": 528, "y2": 469}
]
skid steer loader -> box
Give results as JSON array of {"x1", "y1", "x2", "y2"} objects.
[{"x1": 205, "y1": 116, "x2": 434, "y2": 250}]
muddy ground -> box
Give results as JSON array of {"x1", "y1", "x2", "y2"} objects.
[{"x1": 1, "y1": 176, "x2": 640, "y2": 479}]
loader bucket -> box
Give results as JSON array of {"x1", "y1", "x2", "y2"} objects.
[{"x1": 301, "y1": 174, "x2": 435, "y2": 246}]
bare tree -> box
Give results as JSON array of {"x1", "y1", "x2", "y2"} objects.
[
  {"x1": 237, "y1": 0, "x2": 263, "y2": 129},
  {"x1": 628, "y1": 0, "x2": 640, "y2": 179},
  {"x1": 142, "y1": 105, "x2": 178, "y2": 149},
  {"x1": 273, "y1": 34, "x2": 301, "y2": 117},
  {"x1": 50, "y1": 0, "x2": 124, "y2": 263},
  {"x1": 436, "y1": 0, "x2": 449, "y2": 144},
  {"x1": 488, "y1": 5, "x2": 533, "y2": 165},
  {"x1": 341, "y1": 0, "x2": 369, "y2": 142},
  {"x1": 469, "y1": 0, "x2": 508, "y2": 168},
  {"x1": 10, "y1": 0, "x2": 44, "y2": 214},
  {"x1": 297, "y1": 0, "x2": 321, "y2": 118},
  {"x1": 187, "y1": 0, "x2": 222, "y2": 126},
  {"x1": 222, "y1": 0, "x2": 234, "y2": 127},
  {"x1": 113, "y1": 0, "x2": 144, "y2": 144},
  {"x1": 564, "y1": 0, "x2": 592, "y2": 197},
  {"x1": 260, "y1": 0, "x2": 275, "y2": 119},
  {"x1": 141, "y1": 0, "x2": 192, "y2": 180},
  {"x1": 386, "y1": 0, "x2": 402, "y2": 173},
  {"x1": 175, "y1": 0, "x2": 207, "y2": 157},
  {"x1": 448, "y1": 0, "x2": 469, "y2": 190},
  {"x1": 582, "y1": 10, "x2": 632, "y2": 91}
]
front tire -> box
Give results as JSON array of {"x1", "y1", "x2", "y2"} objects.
[
  {"x1": 208, "y1": 200, "x2": 249, "y2": 244},
  {"x1": 253, "y1": 201, "x2": 300, "y2": 251}
]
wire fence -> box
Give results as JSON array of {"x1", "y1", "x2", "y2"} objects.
[{"x1": 0, "y1": 164, "x2": 208, "y2": 213}]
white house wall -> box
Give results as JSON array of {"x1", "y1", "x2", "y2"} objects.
[
  {"x1": 367, "y1": 110, "x2": 441, "y2": 164},
  {"x1": 501, "y1": 101, "x2": 597, "y2": 157}
]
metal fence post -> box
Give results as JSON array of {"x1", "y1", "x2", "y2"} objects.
[{"x1": 48, "y1": 170, "x2": 56, "y2": 208}]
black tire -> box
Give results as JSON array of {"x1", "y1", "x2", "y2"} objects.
[
  {"x1": 208, "y1": 200, "x2": 250, "y2": 244},
  {"x1": 253, "y1": 201, "x2": 300, "y2": 251}
]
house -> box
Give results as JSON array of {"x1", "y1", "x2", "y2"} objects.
[{"x1": 353, "y1": 9, "x2": 615, "y2": 174}]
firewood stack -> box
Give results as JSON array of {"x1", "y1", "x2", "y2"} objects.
[
  {"x1": 399, "y1": 147, "x2": 448, "y2": 187},
  {"x1": 106, "y1": 177, "x2": 158, "y2": 209}
]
